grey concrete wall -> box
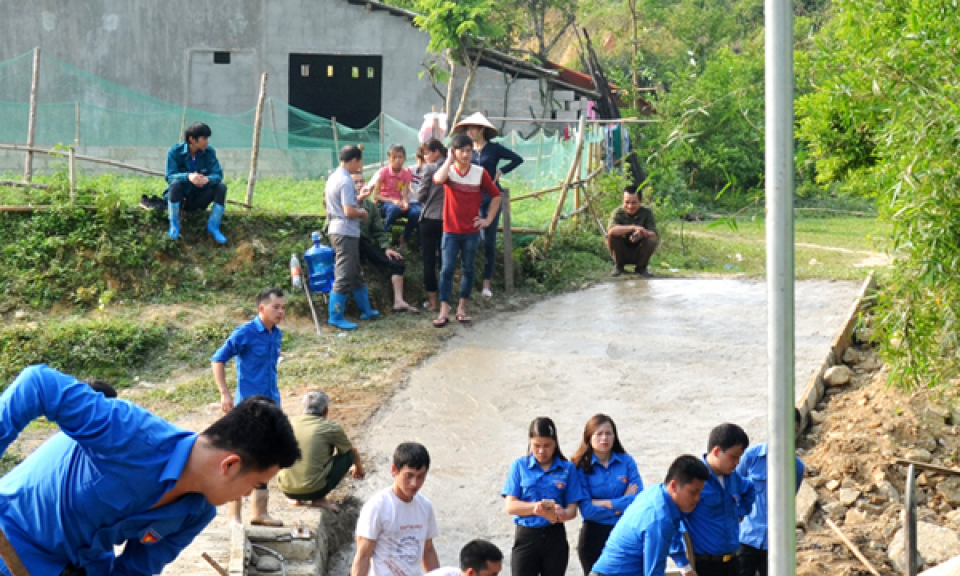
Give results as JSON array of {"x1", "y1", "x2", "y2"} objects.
[{"x1": 0, "y1": 0, "x2": 441, "y2": 127}]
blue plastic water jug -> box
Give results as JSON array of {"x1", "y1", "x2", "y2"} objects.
[{"x1": 304, "y1": 232, "x2": 335, "y2": 293}]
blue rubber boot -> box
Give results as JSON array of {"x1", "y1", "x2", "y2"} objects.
[
  {"x1": 352, "y1": 286, "x2": 380, "y2": 320},
  {"x1": 328, "y1": 292, "x2": 357, "y2": 330},
  {"x1": 167, "y1": 201, "x2": 181, "y2": 239},
  {"x1": 206, "y1": 203, "x2": 228, "y2": 244}
]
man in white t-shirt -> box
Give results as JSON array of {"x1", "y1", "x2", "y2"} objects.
[
  {"x1": 351, "y1": 442, "x2": 440, "y2": 576},
  {"x1": 426, "y1": 540, "x2": 503, "y2": 576}
]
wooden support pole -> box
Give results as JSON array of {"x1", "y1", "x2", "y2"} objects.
[
  {"x1": 24, "y1": 47, "x2": 40, "y2": 183},
  {"x1": 74, "y1": 102, "x2": 80, "y2": 149},
  {"x1": 543, "y1": 115, "x2": 587, "y2": 254},
  {"x1": 179, "y1": 107, "x2": 187, "y2": 142},
  {"x1": 379, "y1": 112, "x2": 385, "y2": 165},
  {"x1": 502, "y1": 187, "x2": 514, "y2": 294},
  {"x1": 268, "y1": 98, "x2": 280, "y2": 150},
  {"x1": 68, "y1": 146, "x2": 76, "y2": 204},
  {"x1": 201, "y1": 553, "x2": 230, "y2": 576},
  {"x1": 0, "y1": 180, "x2": 50, "y2": 190},
  {"x1": 509, "y1": 166, "x2": 604, "y2": 202},
  {"x1": 895, "y1": 458, "x2": 960, "y2": 477},
  {"x1": 245, "y1": 72, "x2": 268, "y2": 209}
]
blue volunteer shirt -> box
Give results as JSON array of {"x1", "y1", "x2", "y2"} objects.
[
  {"x1": 592, "y1": 484, "x2": 688, "y2": 576},
  {"x1": 736, "y1": 443, "x2": 805, "y2": 550},
  {"x1": 165, "y1": 142, "x2": 224, "y2": 187},
  {"x1": 577, "y1": 452, "x2": 644, "y2": 525},
  {"x1": 683, "y1": 454, "x2": 756, "y2": 556},
  {"x1": 0, "y1": 365, "x2": 216, "y2": 576},
  {"x1": 210, "y1": 316, "x2": 283, "y2": 405},
  {"x1": 502, "y1": 454, "x2": 587, "y2": 528}
]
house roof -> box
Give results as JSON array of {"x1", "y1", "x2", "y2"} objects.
[{"x1": 343, "y1": 0, "x2": 653, "y2": 109}]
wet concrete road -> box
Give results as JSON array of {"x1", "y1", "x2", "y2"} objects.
[{"x1": 331, "y1": 278, "x2": 862, "y2": 574}]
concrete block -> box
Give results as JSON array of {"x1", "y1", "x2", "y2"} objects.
[
  {"x1": 796, "y1": 481, "x2": 818, "y2": 528},
  {"x1": 552, "y1": 89, "x2": 575, "y2": 101}
]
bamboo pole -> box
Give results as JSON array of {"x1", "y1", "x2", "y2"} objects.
[
  {"x1": 509, "y1": 166, "x2": 604, "y2": 202},
  {"x1": 332, "y1": 116, "x2": 339, "y2": 154},
  {"x1": 74, "y1": 102, "x2": 80, "y2": 149},
  {"x1": 502, "y1": 187, "x2": 514, "y2": 294},
  {"x1": 179, "y1": 107, "x2": 187, "y2": 142},
  {"x1": 267, "y1": 98, "x2": 280, "y2": 150},
  {"x1": 575, "y1": 140, "x2": 588, "y2": 227},
  {"x1": 543, "y1": 115, "x2": 587, "y2": 253},
  {"x1": 0, "y1": 526, "x2": 30, "y2": 576},
  {"x1": 824, "y1": 518, "x2": 881, "y2": 576},
  {"x1": 24, "y1": 47, "x2": 40, "y2": 183},
  {"x1": 0, "y1": 180, "x2": 50, "y2": 190},
  {"x1": 379, "y1": 112, "x2": 385, "y2": 165},
  {"x1": 68, "y1": 146, "x2": 76, "y2": 203},
  {"x1": 245, "y1": 72, "x2": 268, "y2": 209},
  {"x1": 0, "y1": 144, "x2": 164, "y2": 176}
]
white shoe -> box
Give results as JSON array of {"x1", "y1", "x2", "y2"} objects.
[{"x1": 481, "y1": 288, "x2": 493, "y2": 299}]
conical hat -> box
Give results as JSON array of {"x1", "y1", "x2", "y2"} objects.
[{"x1": 453, "y1": 112, "x2": 499, "y2": 138}]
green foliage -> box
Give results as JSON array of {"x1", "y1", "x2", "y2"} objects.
[
  {"x1": 414, "y1": 0, "x2": 503, "y2": 58},
  {"x1": 0, "y1": 317, "x2": 168, "y2": 385},
  {"x1": 795, "y1": 0, "x2": 960, "y2": 389}
]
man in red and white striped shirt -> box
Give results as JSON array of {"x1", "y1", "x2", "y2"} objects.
[{"x1": 431, "y1": 133, "x2": 501, "y2": 327}]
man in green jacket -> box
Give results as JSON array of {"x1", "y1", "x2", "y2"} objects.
[
  {"x1": 607, "y1": 186, "x2": 658, "y2": 277},
  {"x1": 352, "y1": 172, "x2": 419, "y2": 313}
]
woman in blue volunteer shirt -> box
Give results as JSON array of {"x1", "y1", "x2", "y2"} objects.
[
  {"x1": 572, "y1": 414, "x2": 643, "y2": 575},
  {"x1": 503, "y1": 416, "x2": 587, "y2": 576}
]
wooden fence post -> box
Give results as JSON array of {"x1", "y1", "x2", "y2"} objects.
[
  {"x1": 543, "y1": 115, "x2": 587, "y2": 254},
  {"x1": 75, "y1": 102, "x2": 80, "y2": 149},
  {"x1": 245, "y1": 72, "x2": 268, "y2": 208},
  {"x1": 332, "y1": 116, "x2": 339, "y2": 156},
  {"x1": 23, "y1": 47, "x2": 40, "y2": 183},
  {"x1": 502, "y1": 187, "x2": 514, "y2": 294},
  {"x1": 379, "y1": 112, "x2": 385, "y2": 165},
  {"x1": 68, "y1": 146, "x2": 76, "y2": 203}
]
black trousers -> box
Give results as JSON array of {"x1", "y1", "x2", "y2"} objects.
[
  {"x1": 577, "y1": 521, "x2": 614, "y2": 575},
  {"x1": 695, "y1": 554, "x2": 740, "y2": 576},
  {"x1": 419, "y1": 218, "x2": 443, "y2": 292},
  {"x1": 738, "y1": 544, "x2": 766, "y2": 576},
  {"x1": 512, "y1": 523, "x2": 568, "y2": 576},
  {"x1": 607, "y1": 234, "x2": 658, "y2": 271},
  {"x1": 167, "y1": 180, "x2": 227, "y2": 211},
  {"x1": 359, "y1": 237, "x2": 405, "y2": 277}
]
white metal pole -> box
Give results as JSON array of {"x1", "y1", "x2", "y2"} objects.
[{"x1": 766, "y1": 0, "x2": 796, "y2": 574}]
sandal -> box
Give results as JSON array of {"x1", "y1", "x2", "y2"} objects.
[
  {"x1": 393, "y1": 304, "x2": 420, "y2": 314},
  {"x1": 433, "y1": 316, "x2": 450, "y2": 328},
  {"x1": 456, "y1": 314, "x2": 472, "y2": 324}
]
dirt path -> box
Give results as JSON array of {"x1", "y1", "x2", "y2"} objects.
[
  {"x1": 682, "y1": 229, "x2": 892, "y2": 268},
  {"x1": 328, "y1": 277, "x2": 863, "y2": 574}
]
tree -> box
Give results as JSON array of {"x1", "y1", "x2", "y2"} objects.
[{"x1": 414, "y1": 0, "x2": 504, "y2": 126}]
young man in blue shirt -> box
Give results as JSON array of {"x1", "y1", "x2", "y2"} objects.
[
  {"x1": 591, "y1": 455, "x2": 710, "y2": 576},
  {"x1": 163, "y1": 122, "x2": 229, "y2": 244},
  {"x1": 0, "y1": 364, "x2": 300, "y2": 576},
  {"x1": 682, "y1": 423, "x2": 756, "y2": 576},
  {"x1": 211, "y1": 287, "x2": 286, "y2": 527},
  {"x1": 736, "y1": 410, "x2": 805, "y2": 576}
]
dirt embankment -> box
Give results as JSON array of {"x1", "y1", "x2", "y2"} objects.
[{"x1": 797, "y1": 344, "x2": 960, "y2": 575}]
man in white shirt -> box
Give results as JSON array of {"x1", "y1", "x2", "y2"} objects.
[
  {"x1": 426, "y1": 540, "x2": 503, "y2": 576},
  {"x1": 351, "y1": 442, "x2": 439, "y2": 576}
]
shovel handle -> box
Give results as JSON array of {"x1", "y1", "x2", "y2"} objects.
[{"x1": 0, "y1": 527, "x2": 31, "y2": 576}]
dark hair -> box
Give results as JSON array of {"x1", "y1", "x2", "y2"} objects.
[
  {"x1": 623, "y1": 185, "x2": 643, "y2": 201},
  {"x1": 184, "y1": 122, "x2": 212, "y2": 142},
  {"x1": 527, "y1": 416, "x2": 566, "y2": 461},
  {"x1": 572, "y1": 414, "x2": 626, "y2": 473},
  {"x1": 388, "y1": 143, "x2": 406, "y2": 158},
  {"x1": 84, "y1": 378, "x2": 118, "y2": 398},
  {"x1": 201, "y1": 396, "x2": 301, "y2": 471},
  {"x1": 256, "y1": 288, "x2": 284, "y2": 306},
  {"x1": 394, "y1": 442, "x2": 431, "y2": 471},
  {"x1": 451, "y1": 133, "x2": 473, "y2": 150},
  {"x1": 665, "y1": 454, "x2": 711, "y2": 485},
  {"x1": 707, "y1": 422, "x2": 750, "y2": 453},
  {"x1": 460, "y1": 539, "x2": 503, "y2": 572},
  {"x1": 339, "y1": 145, "x2": 363, "y2": 164},
  {"x1": 416, "y1": 144, "x2": 426, "y2": 162},
  {"x1": 425, "y1": 138, "x2": 447, "y2": 156}
]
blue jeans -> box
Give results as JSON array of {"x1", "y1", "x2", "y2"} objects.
[
  {"x1": 439, "y1": 232, "x2": 481, "y2": 303},
  {"x1": 479, "y1": 195, "x2": 501, "y2": 280},
  {"x1": 381, "y1": 202, "x2": 423, "y2": 241}
]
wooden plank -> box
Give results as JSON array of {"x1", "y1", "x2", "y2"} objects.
[
  {"x1": 825, "y1": 518, "x2": 881, "y2": 576},
  {"x1": 896, "y1": 458, "x2": 960, "y2": 477}
]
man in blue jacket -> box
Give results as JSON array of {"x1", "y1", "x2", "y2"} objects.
[
  {"x1": 164, "y1": 122, "x2": 229, "y2": 244},
  {"x1": 681, "y1": 423, "x2": 756, "y2": 576},
  {"x1": 0, "y1": 364, "x2": 300, "y2": 576}
]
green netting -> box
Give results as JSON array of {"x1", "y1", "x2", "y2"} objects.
[{"x1": 0, "y1": 50, "x2": 600, "y2": 188}]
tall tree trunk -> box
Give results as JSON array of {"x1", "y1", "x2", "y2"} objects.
[
  {"x1": 451, "y1": 46, "x2": 484, "y2": 128},
  {"x1": 444, "y1": 52, "x2": 457, "y2": 121}
]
